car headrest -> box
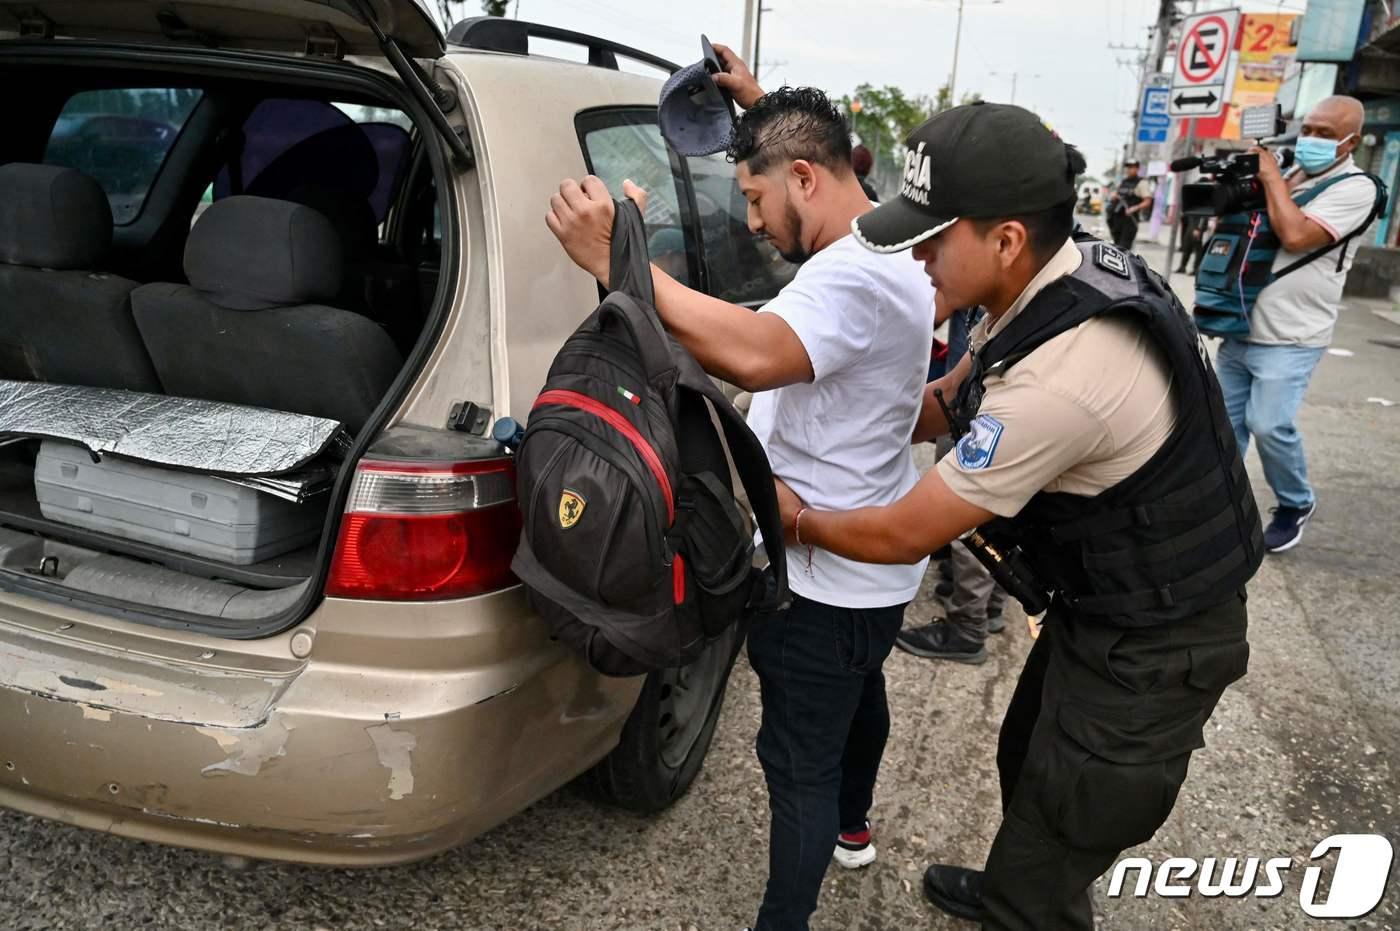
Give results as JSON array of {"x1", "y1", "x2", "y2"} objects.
[
  {"x1": 0, "y1": 163, "x2": 113, "y2": 270},
  {"x1": 185, "y1": 196, "x2": 343, "y2": 310},
  {"x1": 284, "y1": 184, "x2": 378, "y2": 261}
]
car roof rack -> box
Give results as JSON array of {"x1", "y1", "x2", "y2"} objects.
[{"x1": 447, "y1": 17, "x2": 680, "y2": 74}]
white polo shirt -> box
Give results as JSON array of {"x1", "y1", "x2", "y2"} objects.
[
  {"x1": 747, "y1": 233, "x2": 933, "y2": 609},
  {"x1": 1251, "y1": 157, "x2": 1379, "y2": 348}
]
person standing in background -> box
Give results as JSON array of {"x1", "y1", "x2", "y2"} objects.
[
  {"x1": 852, "y1": 143, "x2": 879, "y2": 202},
  {"x1": 1106, "y1": 158, "x2": 1152, "y2": 252},
  {"x1": 1215, "y1": 95, "x2": 1383, "y2": 552},
  {"x1": 899, "y1": 292, "x2": 1007, "y2": 664}
]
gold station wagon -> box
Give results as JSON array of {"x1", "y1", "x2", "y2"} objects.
[{"x1": 0, "y1": 1, "x2": 795, "y2": 864}]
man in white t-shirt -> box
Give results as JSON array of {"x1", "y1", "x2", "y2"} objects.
[
  {"x1": 1216, "y1": 96, "x2": 1382, "y2": 552},
  {"x1": 546, "y1": 50, "x2": 932, "y2": 931}
]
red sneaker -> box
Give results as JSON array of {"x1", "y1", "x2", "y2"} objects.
[{"x1": 833, "y1": 820, "x2": 877, "y2": 869}]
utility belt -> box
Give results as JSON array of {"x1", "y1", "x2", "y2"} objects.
[{"x1": 1193, "y1": 172, "x2": 1386, "y2": 339}]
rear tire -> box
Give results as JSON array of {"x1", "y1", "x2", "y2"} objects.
[{"x1": 585, "y1": 620, "x2": 746, "y2": 813}]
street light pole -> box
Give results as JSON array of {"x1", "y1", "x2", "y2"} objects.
[
  {"x1": 945, "y1": 0, "x2": 1000, "y2": 107},
  {"x1": 949, "y1": 0, "x2": 964, "y2": 106},
  {"x1": 741, "y1": 0, "x2": 755, "y2": 62}
]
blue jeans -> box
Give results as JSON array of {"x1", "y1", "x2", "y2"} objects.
[
  {"x1": 1215, "y1": 338, "x2": 1325, "y2": 510},
  {"x1": 746, "y1": 593, "x2": 907, "y2": 931}
]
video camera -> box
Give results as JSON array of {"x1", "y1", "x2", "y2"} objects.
[
  {"x1": 1172, "y1": 103, "x2": 1293, "y2": 217},
  {"x1": 1172, "y1": 149, "x2": 1294, "y2": 217}
]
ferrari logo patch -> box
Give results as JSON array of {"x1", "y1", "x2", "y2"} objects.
[{"x1": 558, "y1": 490, "x2": 586, "y2": 529}]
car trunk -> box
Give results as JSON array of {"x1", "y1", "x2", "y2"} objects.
[{"x1": 0, "y1": 8, "x2": 486, "y2": 636}]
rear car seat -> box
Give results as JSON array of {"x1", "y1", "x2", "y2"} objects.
[
  {"x1": 130, "y1": 195, "x2": 403, "y2": 433},
  {"x1": 0, "y1": 163, "x2": 160, "y2": 392}
]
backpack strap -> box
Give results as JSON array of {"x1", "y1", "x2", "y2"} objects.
[
  {"x1": 608, "y1": 197, "x2": 656, "y2": 306},
  {"x1": 1273, "y1": 172, "x2": 1387, "y2": 280},
  {"x1": 676, "y1": 367, "x2": 790, "y2": 610},
  {"x1": 597, "y1": 199, "x2": 678, "y2": 391}
]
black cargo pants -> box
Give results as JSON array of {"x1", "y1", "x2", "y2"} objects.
[{"x1": 980, "y1": 593, "x2": 1250, "y2": 930}]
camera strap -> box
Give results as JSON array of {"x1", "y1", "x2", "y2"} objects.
[{"x1": 1272, "y1": 172, "x2": 1387, "y2": 281}]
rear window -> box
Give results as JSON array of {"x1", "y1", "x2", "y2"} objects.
[
  {"x1": 578, "y1": 109, "x2": 797, "y2": 305},
  {"x1": 213, "y1": 98, "x2": 413, "y2": 225},
  {"x1": 685, "y1": 151, "x2": 798, "y2": 306},
  {"x1": 45, "y1": 88, "x2": 202, "y2": 225},
  {"x1": 580, "y1": 114, "x2": 696, "y2": 287}
]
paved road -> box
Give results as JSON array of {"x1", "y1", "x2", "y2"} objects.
[{"x1": 4, "y1": 243, "x2": 1398, "y2": 930}]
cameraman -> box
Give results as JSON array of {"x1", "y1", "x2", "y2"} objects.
[
  {"x1": 1106, "y1": 158, "x2": 1152, "y2": 252},
  {"x1": 1217, "y1": 96, "x2": 1379, "y2": 552}
]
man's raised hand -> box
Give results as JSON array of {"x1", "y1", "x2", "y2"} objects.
[
  {"x1": 545, "y1": 175, "x2": 616, "y2": 286},
  {"x1": 711, "y1": 42, "x2": 765, "y2": 110}
]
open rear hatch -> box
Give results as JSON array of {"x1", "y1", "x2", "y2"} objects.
[{"x1": 0, "y1": 0, "x2": 444, "y2": 58}]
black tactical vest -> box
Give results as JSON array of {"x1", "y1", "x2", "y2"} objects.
[
  {"x1": 953, "y1": 241, "x2": 1264, "y2": 627},
  {"x1": 1116, "y1": 175, "x2": 1144, "y2": 210}
]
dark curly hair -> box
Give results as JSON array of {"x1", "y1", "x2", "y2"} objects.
[{"x1": 727, "y1": 86, "x2": 853, "y2": 176}]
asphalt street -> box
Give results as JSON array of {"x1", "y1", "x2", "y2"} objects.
[{"x1": 2, "y1": 235, "x2": 1398, "y2": 930}]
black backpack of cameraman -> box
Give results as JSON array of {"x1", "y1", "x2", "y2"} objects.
[{"x1": 511, "y1": 199, "x2": 788, "y2": 676}]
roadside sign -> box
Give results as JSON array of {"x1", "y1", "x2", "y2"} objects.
[
  {"x1": 1137, "y1": 85, "x2": 1171, "y2": 143},
  {"x1": 1170, "y1": 8, "x2": 1241, "y2": 117}
]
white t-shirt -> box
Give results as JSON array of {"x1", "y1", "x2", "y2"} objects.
[
  {"x1": 1252, "y1": 157, "x2": 1379, "y2": 347},
  {"x1": 747, "y1": 233, "x2": 933, "y2": 609}
]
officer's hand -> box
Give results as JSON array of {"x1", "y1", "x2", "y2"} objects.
[
  {"x1": 1249, "y1": 144, "x2": 1283, "y2": 186},
  {"x1": 546, "y1": 176, "x2": 615, "y2": 286},
  {"x1": 711, "y1": 42, "x2": 765, "y2": 109},
  {"x1": 774, "y1": 478, "x2": 805, "y2": 546}
]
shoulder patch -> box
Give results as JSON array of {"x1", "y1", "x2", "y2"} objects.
[
  {"x1": 955, "y1": 415, "x2": 1005, "y2": 471},
  {"x1": 1093, "y1": 242, "x2": 1131, "y2": 279}
]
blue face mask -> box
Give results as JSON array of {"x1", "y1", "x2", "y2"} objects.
[{"x1": 1295, "y1": 133, "x2": 1354, "y2": 175}]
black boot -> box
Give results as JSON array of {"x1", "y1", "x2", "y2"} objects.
[{"x1": 923, "y1": 864, "x2": 986, "y2": 922}]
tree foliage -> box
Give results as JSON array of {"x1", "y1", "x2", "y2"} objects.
[
  {"x1": 481, "y1": 0, "x2": 509, "y2": 14},
  {"x1": 839, "y1": 81, "x2": 982, "y2": 183}
]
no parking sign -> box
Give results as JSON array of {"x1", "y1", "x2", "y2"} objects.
[{"x1": 1170, "y1": 8, "x2": 1240, "y2": 117}]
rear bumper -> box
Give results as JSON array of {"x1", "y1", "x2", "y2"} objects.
[{"x1": 0, "y1": 592, "x2": 641, "y2": 866}]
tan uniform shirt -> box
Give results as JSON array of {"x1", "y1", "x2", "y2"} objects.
[{"x1": 937, "y1": 238, "x2": 1178, "y2": 518}]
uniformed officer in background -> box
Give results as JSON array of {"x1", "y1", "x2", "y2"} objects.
[
  {"x1": 777, "y1": 103, "x2": 1265, "y2": 929},
  {"x1": 1106, "y1": 157, "x2": 1153, "y2": 252}
]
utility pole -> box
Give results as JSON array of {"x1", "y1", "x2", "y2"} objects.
[
  {"x1": 1162, "y1": 1, "x2": 1203, "y2": 278},
  {"x1": 949, "y1": 0, "x2": 965, "y2": 106},
  {"x1": 753, "y1": 4, "x2": 769, "y2": 80},
  {"x1": 741, "y1": 0, "x2": 755, "y2": 63}
]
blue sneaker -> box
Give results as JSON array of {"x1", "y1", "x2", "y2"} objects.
[{"x1": 1264, "y1": 501, "x2": 1316, "y2": 553}]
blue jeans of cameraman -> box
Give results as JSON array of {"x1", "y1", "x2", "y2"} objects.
[
  {"x1": 747, "y1": 593, "x2": 907, "y2": 931},
  {"x1": 1215, "y1": 338, "x2": 1325, "y2": 510}
]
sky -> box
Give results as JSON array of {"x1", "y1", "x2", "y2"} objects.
[{"x1": 463, "y1": 0, "x2": 1311, "y2": 180}]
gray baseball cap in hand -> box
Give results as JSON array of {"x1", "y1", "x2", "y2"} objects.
[{"x1": 659, "y1": 35, "x2": 738, "y2": 157}]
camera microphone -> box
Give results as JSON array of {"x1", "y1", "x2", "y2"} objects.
[{"x1": 1171, "y1": 156, "x2": 1204, "y2": 172}]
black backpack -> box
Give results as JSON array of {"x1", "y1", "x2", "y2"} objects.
[{"x1": 511, "y1": 200, "x2": 789, "y2": 677}]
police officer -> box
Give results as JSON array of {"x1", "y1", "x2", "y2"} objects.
[
  {"x1": 776, "y1": 103, "x2": 1264, "y2": 929},
  {"x1": 1106, "y1": 157, "x2": 1153, "y2": 252}
]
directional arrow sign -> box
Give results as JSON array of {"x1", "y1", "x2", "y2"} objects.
[
  {"x1": 1172, "y1": 89, "x2": 1220, "y2": 112},
  {"x1": 1170, "y1": 7, "x2": 1239, "y2": 117}
]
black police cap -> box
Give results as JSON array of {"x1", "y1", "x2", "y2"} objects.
[{"x1": 852, "y1": 102, "x2": 1078, "y2": 253}]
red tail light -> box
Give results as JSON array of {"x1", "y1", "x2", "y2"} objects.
[{"x1": 326, "y1": 458, "x2": 521, "y2": 600}]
